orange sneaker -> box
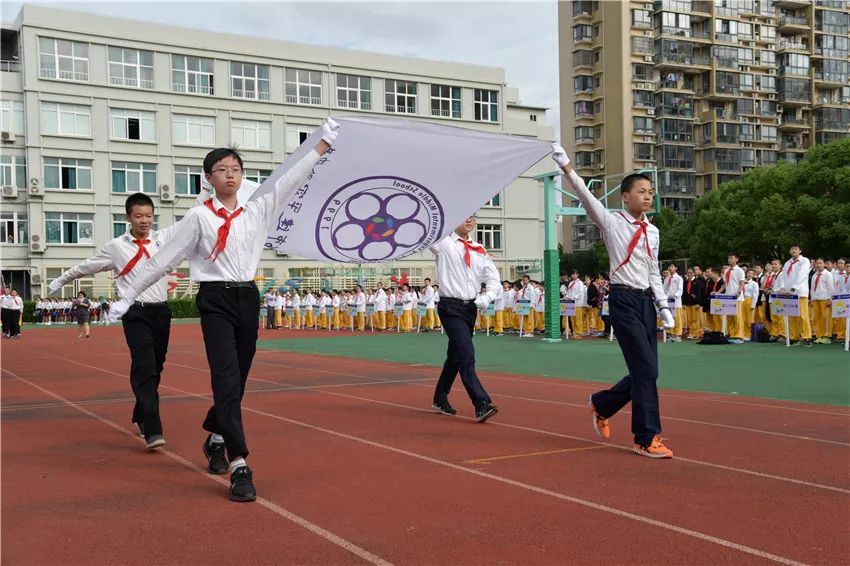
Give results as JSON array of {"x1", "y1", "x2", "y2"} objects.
[
  {"x1": 588, "y1": 396, "x2": 610, "y2": 439},
  {"x1": 633, "y1": 436, "x2": 673, "y2": 459}
]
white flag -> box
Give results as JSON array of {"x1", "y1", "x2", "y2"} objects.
[{"x1": 252, "y1": 116, "x2": 549, "y2": 263}]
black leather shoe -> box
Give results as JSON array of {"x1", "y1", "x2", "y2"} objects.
[
  {"x1": 203, "y1": 434, "x2": 228, "y2": 475},
  {"x1": 475, "y1": 403, "x2": 499, "y2": 423},
  {"x1": 230, "y1": 466, "x2": 257, "y2": 502}
]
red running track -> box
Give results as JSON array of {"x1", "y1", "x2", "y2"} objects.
[{"x1": 2, "y1": 324, "x2": 848, "y2": 565}]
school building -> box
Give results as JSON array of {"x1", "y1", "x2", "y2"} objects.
[{"x1": 0, "y1": 4, "x2": 555, "y2": 300}]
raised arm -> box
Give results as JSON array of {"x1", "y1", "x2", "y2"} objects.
[
  {"x1": 48, "y1": 243, "x2": 116, "y2": 296},
  {"x1": 551, "y1": 144, "x2": 612, "y2": 232}
]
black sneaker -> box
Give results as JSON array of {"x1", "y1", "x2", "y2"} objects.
[
  {"x1": 230, "y1": 466, "x2": 257, "y2": 502},
  {"x1": 475, "y1": 403, "x2": 499, "y2": 423},
  {"x1": 203, "y1": 434, "x2": 228, "y2": 475},
  {"x1": 431, "y1": 400, "x2": 457, "y2": 416}
]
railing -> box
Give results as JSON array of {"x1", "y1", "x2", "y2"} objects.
[
  {"x1": 780, "y1": 15, "x2": 808, "y2": 26},
  {"x1": 816, "y1": 0, "x2": 847, "y2": 7},
  {"x1": 817, "y1": 95, "x2": 850, "y2": 105},
  {"x1": 779, "y1": 90, "x2": 811, "y2": 102},
  {"x1": 659, "y1": 159, "x2": 694, "y2": 169},
  {"x1": 715, "y1": 32, "x2": 737, "y2": 43},
  {"x1": 816, "y1": 120, "x2": 850, "y2": 131},
  {"x1": 814, "y1": 71, "x2": 849, "y2": 83},
  {"x1": 691, "y1": 30, "x2": 711, "y2": 40},
  {"x1": 660, "y1": 133, "x2": 694, "y2": 142},
  {"x1": 430, "y1": 108, "x2": 461, "y2": 118},
  {"x1": 718, "y1": 135, "x2": 740, "y2": 144},
  {"x1": 717, "y1": 160, "x2": 742, "y2": 172},
  {"x1": 385, "y1": 105, "x2": 416, "y2": 114},
  {"x1": 575, "y1": 111, "x2": 594, "y2": 119},
  {"x1": 173, "y1": 82, "x2": 212, "y2": 95},
  {"x1": 575, "y1": 136, "x2": 596, "y2": 144},
  {"x1": 0, "y1": 60, "x2": 20, "y2": 72},
  {"x1": 660, "y1": 26, "x2": 691, "y2": 37},
  {"x1": 657, "y1": 53, "x2": 693, "y2": 65},
  {"x1": 715, "y1": 57, "x2": 739, "y2": 69},
  {"x1": 40, "y1": 68, "x2": 88, "y2": 81},
  {"x1": 233, "y1": 89, "x2": 270, "y2": 100},
  {"x1": 338, "y1": 100, "x2": 371, "y2": 110},
  {"x1": 109, "y1": 76, "x2": 154, "y2": 89},
  {"x1": 779, "y1": 40, "x2": 808, "y2": 51}
]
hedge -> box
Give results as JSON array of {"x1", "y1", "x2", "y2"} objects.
[{"x1": 22, "y1": 298, "x2": 200, "y2": 322}]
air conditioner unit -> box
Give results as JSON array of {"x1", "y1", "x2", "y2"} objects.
[
  {"x1": 30, "y1": 273, "x2": 43, "y2": 285},
  {"x1": 29, "y1": 177, "x2": 44, "y2": 196},
  {"x1": 644, "y1": 162, "x2": 654, "y2": 169},
  {"x1": 30, "y1": 233, "x2": 46, "y2": 253},
  {"x1": 1, "y1": 185, "x2": 18, "y2": 198},
  {"x1": 0, "y1": 131, "x2": 15, "y2": 143},
  {"x1": 647, "y1": 108, "x2": 655, "y2": 115},
  {"x1": 644, "y1": 136, "x2": 654, "y2": 142},
  {"x1": 768, "y1": 94, "x2": 776, "y2": 100},
  {"x1": 777, "y1": 105, "x2": 783, "y2": 113},
  {"x1": 644, "y1": 30, "x2": 652, "y2": 37},
  {"x1": 160, "y1": 184, "x2": 175, "y2": 202},
  {"x1": 644, "y1": 55, "x2": 654, "y2": 62}
]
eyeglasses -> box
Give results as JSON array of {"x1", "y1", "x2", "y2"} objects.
[{"x1": 212, "y1": 167, "x2": 243, "y2": 175}]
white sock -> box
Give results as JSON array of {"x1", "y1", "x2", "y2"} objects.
[
  {"x1": 230, "y1": 457, "x2": 246, "y2": 472},
  {"x1": 209, "y1": 433, "x2": 224, "y2": 444}
]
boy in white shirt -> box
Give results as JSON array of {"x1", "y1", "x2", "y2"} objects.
[
  {"x1": 776, "y1": 245, "x2": 813, "y2": 346},
  {"x1": 742, "y1": 269, "x2": 760, "y2": 341},
  {"x1": 833, "y1": 258, "x2": 848, "y2": 342},
  {"x1": 304, "y1": 290, "x2": 317, "y2": 328},
  {"x1": 534, "y1": 281, "x2": 546, "y2": 333},
  {"x1": 723, "y1": 253, "x2": 746, "y2": 343},
  {"x1": 663, "y1": 264, "x2": 684, "y2": 342},
  {"x1": 518, "y1": 276, "x2": 537, "y2": 338},
  {"x1": 373, "y1": 282, "x2": 388, "y2": 331},
  {"x1": 493, "y1": 281, "x2": 508, "y2": 336},
  {"x1": 810, "y1": 258, "x2": 835, "y2": 344},
  {"x1": 565, "y1": 271, "x2": 586, "y2": 339},
  {"x1": 401, "y1": 284, "x2": 414, "y2": 332}
]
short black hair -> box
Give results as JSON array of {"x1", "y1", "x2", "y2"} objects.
[
  {"x1": 728, "y1": 252, "x2": 739, "y2": 259},
  {"x1": 203, "y1": 147, "x2": 244, "y2": 175},
  {"x1": 125, "y1": 192, "x2": 155, "y2": 215},
  {"x1": 424, "y1": 278, "x2": 431, "y2": 282},
  {"x1": 621, "y1": 173, "x2": 652, "y2": 193},
  {"x1": 790, "y1": 243, "x2": 801, "y2": 249}
]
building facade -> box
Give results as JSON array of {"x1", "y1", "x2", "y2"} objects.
[
  {"x1": 0, "y1": 5, "x2": 554, "y2": 300},
  {"x1": 559, "y1": 0, "x2": 850, "y2": 252}
]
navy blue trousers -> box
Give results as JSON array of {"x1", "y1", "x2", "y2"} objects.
[
  {"x1": 590, "y1": 287, "x2": 661, "y2": 445},
  {"x1": 434, "y1": 299, "x2": 491, "y2": 407}
]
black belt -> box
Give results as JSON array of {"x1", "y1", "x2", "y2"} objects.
[
  {"x1": 133, "y1": 301, "x2": 168, "y2": 308},
  {"x1": 610, "y1": 284, "x2": 653, "y2": 295},
  {"x1": 199, "y1": 281, "x2": 256, "y2": 288},
  {"x1": 439, "y1": 296, "x2": 475, "y2": 305}
]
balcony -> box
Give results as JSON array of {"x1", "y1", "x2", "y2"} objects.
[
  {"x1": 656, "y1": 52, "x2": 696, "y2": 68},
  {"x1": 777, "y1": 0, "x2": 817, "y2": 7},
  {"x1": 778, "y1": 40, "x2": 809, "y2": 52},
  {"x1": 778, "y1": 15, "x2": 810, "y2": 31},
  {"x1": 816, "y1": 120, "x2": 850, "y2": 132},
  {"x1": 715, "y1": 57, "x2": 740, "y2": 70},
  {"x1": 815, "y1": 0, "x2": 848, "y2": 7},
  {"x1": 659, "y1": 26, "x2": 692, "y2": 38},
  {"x1": 660, "y1": 159, "x2": 695, "y2": 169},
  {"x1": 779, "y1": 117, "x2": 811, "y2": 130},
  {"x1": 778, "y1": 90, "x2": 812, "y2": 105},
  {"x1": 690, "y1": 29, "x2": 712, "y2": 40},
  {"x1": 814, "y1": 72, "x2": 849, "y2": 86},
  {"x1": 0, "y1": 60, "x2": 20, "y2": 72},
  {"x1": 575, "y1": 111, "x2": 594, "y2": 120},
  {"x1": 816, "y1": 94, "x2": 850, "y2": 106},
  {"x1": 716, "y1": 160, "x2": 742, "y2": 172},
  {"x1": 779, "y1": 152, "x2": 804, "y2": 165}
]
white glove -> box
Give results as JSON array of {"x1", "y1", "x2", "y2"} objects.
[
  {"x1": 321, "y1": 118, "x2": 341, "y2": 145},
  {"x1": 107, "y1": 298, "x2": 133, "y2": 323},
  {"x1": 47, "y1": 279, "x2": 63, "y2": 297},
  {"x1": 660, "y1": 308, "x2": 675, "y2": 329},
  {"x1": 474, "y1": 295, "x2": 490, "y2": 310},
  {"x1": 551, "y1": 143, "x2": 570, "y2": 168}
]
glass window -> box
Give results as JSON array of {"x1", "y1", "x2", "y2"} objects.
[
  {"x1": 111, "y1": 162, "x2": 156, "y2": 194},
  {"x1": 172, "y1": 55, "x2": 214, "y2": 95},
  {"x1": 44, "y1": 158, "x2": 92, "y2": 190},
  {"x1": 475, "y1": 224, "x2": 502, "y2": 250},
  {"x1": 0, "y1": 100, "x2": 25, "y2": 135},
  {"x1": 172, "y1": 114, "x2": 215, "y2": 146},
  {"x1": 336, "y1": 74, "x2": 371, "y2": 110},
  {"x1": 45, "y1": 212, "x2": 94, "y2": 244},
  {"x1": 111, "y1": 109, "x2": 156, "y2": 141},
  {"x1": 230, "y1": 62, "x2": 270, "y2": 100},
  {"x1": 39, "y1": 37, "x2": 89, "y2": 81},
  {"x1": 108, "y1": 47, "x2": 154, "y2": 88},
  {"x1": 284, "y1": 68, "x2": 322, "y2": 105},
  {"x1": 40, "y1": 102, "x2": 91, "y2": 136},
  {"x1": 174, "y1": 165, "x2": 203, "y2": 195},
  {"x1": 230, "y1": 119, "x2": 271, "y2": 150},
  {"x1": 430, "y1": 84, "x2": 462, "y2": 118},
  {"x1": 0, "y1": 155, "x2": 27, "y2": 188},
  {"x1": 473, "y1": 89, "x2": 498, "y2": 122},
  {"x1": 0, "y1": 210, "x2": 28, "y2": 244},
  {"x1": 385, "y1": 80, "x2": 417, "y2": 114}
]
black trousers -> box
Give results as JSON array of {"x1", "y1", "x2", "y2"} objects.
[
  {"x1": 122, "y1": 303, "x2": 171, "y2": 439},
  {"x1": 591, "y1": 287, "x2": 661, "y2": 445},
  {"x1": 196, "y1": 283, "x2": 259, "y2": 460},
  {"x1": 2, "y1": 308, "x2": 21, "y2": 337},
  {"x1": 265, "y1": 306, "x2": 275, "y2": 328},
  {"x1": 434, "y1": 299, "x2": 491, "y2": 407}
]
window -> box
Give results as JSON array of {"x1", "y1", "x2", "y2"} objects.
[
  {"x1": 39, "y1": 37, "x2": 88, "y2": 81},
  {"x1": 40, "y1": 102, "x2": 91, "y2": 137},
  {"x1": 174, "y1": 165, "x2": 202, "y2": 195},
  {"x1": 483, "y1": 194, "x2": 501, "y2": 207},
  {"x1": 172, "y1": 55, "x2": 214, "y2": 95},
  {"x1": 760, "y1": 125, "x2": 778, "y2": 142},
  {"x1": 112, "y1": 213, "x2": 158, "y2": 238},
  {"x1": 717, "y1": 123, "x2": 740, "y2": 144},
  {"x1": 632, "y1": 63, "x2": 652, "y2": 81},
  {"x1": 632, "y1": 9, "x2": 651, "y2": 28},
  {"x1": 575, "y1": 101, "x2": 593, "y2": 118},
  {"x1": 230, "y1": 119, "x2": 271, "y2": 150},
  {"x1": 111, "y1": 162, "x2": 156, "y2": 194},
  {"x1": 474, "y1": 89, "x2": 498, "y2": 122},
  {"x1": 740, "y1": 74, "x2": 754, "y2": 91},
  {"x1": 243, "y1": 169, "x2": 272, "y2": 184},
  {"x1": 285, "y1": 68, "x2": 322, "y2": 105},
  {"x1": 779, "y1": 53, "x2": 810, "y2": 76},
  {"x1": 661, "y1": 12, "x2": 691, "y2": 34},
  {"x1": 111, "y1": 109, "x2": 156, "y2": 142},
  {"x1": 632, "y1": 36, "x2": 653, "y2": 55},
  {"x1": 475, "y1": 224, "x2": 502, "y2": 250},
  {"x1": 230, "y1": 62, "x2": 270, "y2": 100},
  {"x1": 0, "y1": 211, "x2": 27, "y2": 244},
  {"x1": 574, "y1": 49, "x2": 595, "y2": 67},
  {"x1": 740, "y1": 123, "x2": 755, "y2": 140},
  {"x1": 285, "y1": 124, "x2": 315, "y2": 153},
  {"x1": 44, "y1": 158, "x2": 92, "y2": 190},
  {"x1": 431, "y1": 85, "x2": 462, "y2": 118},
  {"x1": 45, "y1": 212, "x2": 93, "y2": 244},
  {"x1": 573, "y1": 24, "x2": 593, "y2": 42},
  {"x1": 385, "y1": 80, "x2": 417, "y2": 113},
  {"x1": 633, "y1": 117, "x2": 654, "y2": 134},
  {"x1": 0, "y1": 100, "x2": 24, "y2": 135},
  {"x1": 336, "y1": 74, "x2": 371, "y2": 110},
  {"x1": 634, "y1": 143, "x2": 654, "y2": 160},
  {"x1": 658, "y1": 145, "x2": 694, "y2": 168},
  {"x1": 108, "y1": 47, "x2": 154, "y2": 89},
  {"x1": 633, "y1": 90, "x2": 653, "y2": 108},
  {"x1": 530, "y1": 114, "x2": 537, "y2": 122},
  {"x1": 575, "y1": 75, "x2": 594, "y2": 94},
  {"x1": 0, "y1": 156, "x2": 26, "y2": 188},
  {"x1": 172, "y1": 114, "x2": 215, "y2": 146},
  {"x1": 816, "y1": 10, "x2": 850, "y2": 34},
  {"x1": 575, "y1": 126, "x2": 595, "y2": 143}
]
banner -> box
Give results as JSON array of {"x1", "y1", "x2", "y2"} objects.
[
  {"x1": 770, "y1": 294, "x2": 800, "y2": 317},
  {"x1": 832, "y1": 294, "x2": 850, "y2": 319},
  {"x1": 667, "y1": 297, "x2": 677, "y2": 312},
  {"x1": 394, "y1": 304, "x2": 404, "y2": 317},
  {"x1": 365, "y1": 304, "x2": 375, "y2": 316},
  {"x1": 348, "y1": 305, "x2": 358, "y2": 316},
  {"x1": 485, "y1": 303, "x2": 496, "y2": 317},
  {"x1": 323, "y1": 306, "x2": 333, "y2": 317},
  {"x1": 416, "y1": 303, "x2": 427, "y2": 318},
  {"x1": 710, "y1": 294, "x2": 738, "y2": 316},
  {"x1": 602, "y1": 298, "x2": 609, "y2": 316},
  {"x1": 515, "y1": 299, "x2": 532, "y2": 316},
  {"x1": 560, "y1": 299, "x2": 576, "y2": 317},
  {"x1": 252, "y1": 116, "x2": 549, "y2": 262},
  {"x1": 286, "y1": 306, "x2": 294, "y2": 317}
]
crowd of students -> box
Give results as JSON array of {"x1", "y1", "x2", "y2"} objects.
[
  {"x1": 258, "y1": 248, "x2": 849, "y2": 348},
  {"x1": 32, "y1": 296, "x2": 115, "y2": 326}
]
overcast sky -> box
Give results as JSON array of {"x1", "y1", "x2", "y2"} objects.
[{"x1": 3, "y1": 1, "x2": 561, "y2": 133}]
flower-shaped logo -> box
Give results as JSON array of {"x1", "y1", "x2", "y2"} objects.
[{"x1": 316, "y1": 176, "x2": 444, "y2": 262}]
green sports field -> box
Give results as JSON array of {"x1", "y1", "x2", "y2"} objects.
[{"x1": 258, "y1": 332, "x2": 850, "y2": 406}]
